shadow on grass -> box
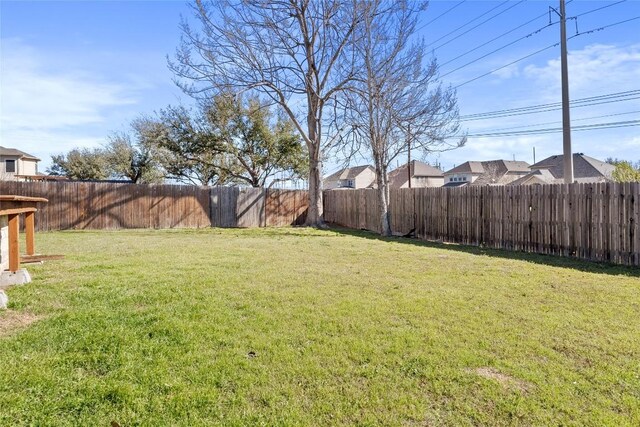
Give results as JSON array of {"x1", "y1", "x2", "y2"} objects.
[
  {"x1": 210, "y1": 226, "x2": 330, "y2": 238},
  {"x1": 327, "y1": 225, "x2": 640, "y2": 278}
]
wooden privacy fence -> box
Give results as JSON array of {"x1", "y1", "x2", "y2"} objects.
[
  {"x1": 323, "y1": 183, "x2": 640, "y2": 266},
  {"x1": 0, "y1": 181, "x2": 307, "y2": 231},
  {"x1": 210, "y1": 186, "x2": 308, "y2": 227}
]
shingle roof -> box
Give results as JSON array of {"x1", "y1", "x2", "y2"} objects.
[
  {"x1": 443, "y1": 181, "x2": 469, "y2": 188},
  {"x1": 444, "y1": 159, "x2": 531, "y2": 186},
  {"x1": 324, "y1": 165, "x2": 375, "y2": 181},
  {"x1": 389, "y1": 160, "x2": 442, "y2": 179},
  {"x1": 410, "y1": 161, "x2": 444, "y2": 177},
  {"x1": 0, "y1": 146, "x2": 40, "y2": 161},
  {"x1": 530, "y1": 153, "x2": 614, "y2": 180},
  {"x1": 471, "y1": 160, "x2": 531, "y2": 185},
  {"x1": 445, "y1": 161, "x2": 484, "y2": 174},
  {"x1": 500, "y1": 160, "x2": 531, "y2": 172},
  {"x1": 580, "y1": 155, "x2": 615, "y2": 178},
  {"x1": 446, "y1": 159, "x2": 530, "y2": 176},
  {"x1": 388, "y1": 161, "x2": 443, "y2": 188},
  {"x1": 509, "y1": 169, "x2": 557, "y2": 185}
]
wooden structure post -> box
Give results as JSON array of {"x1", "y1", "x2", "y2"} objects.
[
  {"x1": 25, "y1": 211, "x2": 35, "y2": 256},
  {"x1": 7, "y1": 213, "x2": 19, "y2": 273},
  {"x1": 0, "y1": 196, "x2": 48, "y2": 273}
]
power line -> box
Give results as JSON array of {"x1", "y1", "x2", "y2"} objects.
[
  {"x1": 575, "y1": 0, "x2": 627, "y2": 18},
  {"x1": 468, "y1": 110, "x2": 640, "y2": 133},
  {"x1": 464, "y1": 120, "x2": 640, "y2": 138},
  {"x1": 461, "y1": 96, "x2": 640, "y2": 122},
  {"x1": 419, "y1": 0, "x2": 467, "y2": 29},
  {"x1": 454, "y1": 42, "x2": 559, "y2": 89},
  {"x1": 440, "y1": 9, "x2": 551, "y2": 68},
  {"x1": 448, "y1": 4, "x2": 638, "y2": 89},
  {"x1": 460, "y1": 90, "x2": 640, "y2": 120},
  {"x1": 438, "y1": 0, "x2": 577, "y2": 68},
  {"x1": 568, "y1": 15, "x2": 640, "y2": 39},
  {"x1": 440, "y1": 22, "x2": 556, "y2": 79},
  {"x1": 431, "y1": 1, "x2": 526, "y2": 52},
  {"x1": 460, "y1": 95, "x2": 640, "y2": 121},
  {"x1": 461, "y1": 90, "x2": 640, "y2": 119},
  {"x1": 424, "y1": 1, "x2": 510, "y2": 49}
]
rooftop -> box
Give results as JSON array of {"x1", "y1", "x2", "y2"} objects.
[
  {"x1": 324, "y1": 165, "x2": 375, "y2": 181},
  {"x1": 530, "y1": 153, "x2": 614, "y2": 180},
  {"x1": 0, "y1": 146, "x2": 41, "y2": 161}
]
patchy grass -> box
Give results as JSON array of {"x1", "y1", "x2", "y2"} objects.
[
  {"x1": 467, "y1": 367, "x2": 532, "y2": 394},
  {"x1": 1, "y1": 227, "x2": 639, "y2": 426},
  {"x1": 0, "y1": 311, "x2": 42, "y2": 337}
]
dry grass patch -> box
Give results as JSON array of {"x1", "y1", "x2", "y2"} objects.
[
  {"x1": 468, "y1": 367, "x2": 532, "y2": 394},
  {"x1": 0, "y1": 311, "x2": 42, "y2": 337}
]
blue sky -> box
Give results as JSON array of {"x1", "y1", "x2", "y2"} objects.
[{"x1": 1, "y1": 0, "x2": 639, "y2": 176}]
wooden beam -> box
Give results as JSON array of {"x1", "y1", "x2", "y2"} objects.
[
  {"x1": 0, "y1": 207, "x2": 37, "y2": 216},
  {"x1": 25, "y1": 211, "x2": 35, "y2": 255},
  {"x1": 8, "y1": 213, "x2": 20, "y2": 273},
  {"x1": 0, "y1": 195, "x2": 48, "y2": 203},
  {"x1": 20, "y1": 254, "x2": 65, "y2": 264}
]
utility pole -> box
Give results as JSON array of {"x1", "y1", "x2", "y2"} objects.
[
  {"x1": 559, "y1": 0, "x2": 574, "y2": 183},
  {"x1": 407, "y1": 124, "x2": 412, "y2": 188}
]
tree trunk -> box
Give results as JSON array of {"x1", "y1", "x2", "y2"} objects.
[
  {"x1": 304, "y1": 100, "x2": 325, "y2": 228},
  {"x1": 305, "y1": 155, "x2": 324, "y2": 227},
  {"x1": 375, "y1": 163, "x2": 391, "y2": 236}
]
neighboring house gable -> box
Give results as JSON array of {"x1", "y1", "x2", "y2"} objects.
[
  {"x1": 388, "y1": 160, "x2": 444, "y2": 188},
  {"x1": 443, "y1": 161, "x2": 483, "y2": 187},
  {"x1": 0, "y1": 147, "x2": 41, "y2": 181},
  {"x1": 472, "y1": 160, "x2": 531, "y2": 186},
  {"x1": 511, "y1": 153, "x2": 614, "y2": 185},
  {"x1": 323, "y1": 165, "x2": 376, "y2": 189},
  {"x1": 443, "y1": 160, "x2": 530, "y2": 187},
  {"x1": 509, "y1": 169, "x2": 556, "y2": 186}
]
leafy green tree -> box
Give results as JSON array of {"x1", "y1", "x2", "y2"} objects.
[
  {"x1": 606, "y1": 158, "x2": 640, "y2": 182},
  {"x1": 207, "y1": 95, "x2": 308, "y2": 187},
  {"x1": 148, "y1": 105, "x2": 231, "y2": 186},
  {"x1": 105, "y1": 119, "x2": 164, "y2": 184},
  {"x1": 48, "y1": 147, "x2": 110, "y2": 180},
  {"x1": 49, "y1": 120, "x2": 165, "y2": 183},
  {"x1": 151, "y1": 96, "x2": 307, "y2": 187}
]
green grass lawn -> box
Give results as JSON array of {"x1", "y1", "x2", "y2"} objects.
[{"x1": 1, "y1": 227, "x2": 639, "y2": 426}]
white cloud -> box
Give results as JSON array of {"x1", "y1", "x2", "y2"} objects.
[
  {"x1": 452, "y1": 135, "x2": 549, "y2": 164},
  {"x1": 523, "y1": 43, "x2": 640, "y2": 98},
  {"x1": 491, "y1": 63, "x2": 521, "y2": 80},
  {"x1": 0, "y1": 39, "x2": 145, "y2": 171},
  {"x1": 1, "y1": 40, "x2": 137, "y2": 129}
]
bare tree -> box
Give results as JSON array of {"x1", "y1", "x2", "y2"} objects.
[
  {"x1": 343, "y1": 0, "x2": 465, "y2": 236},
  {"x1": 170, "y1": 0, "x2": 362, "y2": 226},
  {"x1": 481, "y1": 161, "x2": 501, "y2": 185}
]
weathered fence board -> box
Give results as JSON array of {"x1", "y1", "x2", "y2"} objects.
[
  {"x1": 0, "y1": 182, "x2": 307, "y2": 231},
  {"x1": 323, "y1": 183, "x2": 640, "y2": 267}
]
